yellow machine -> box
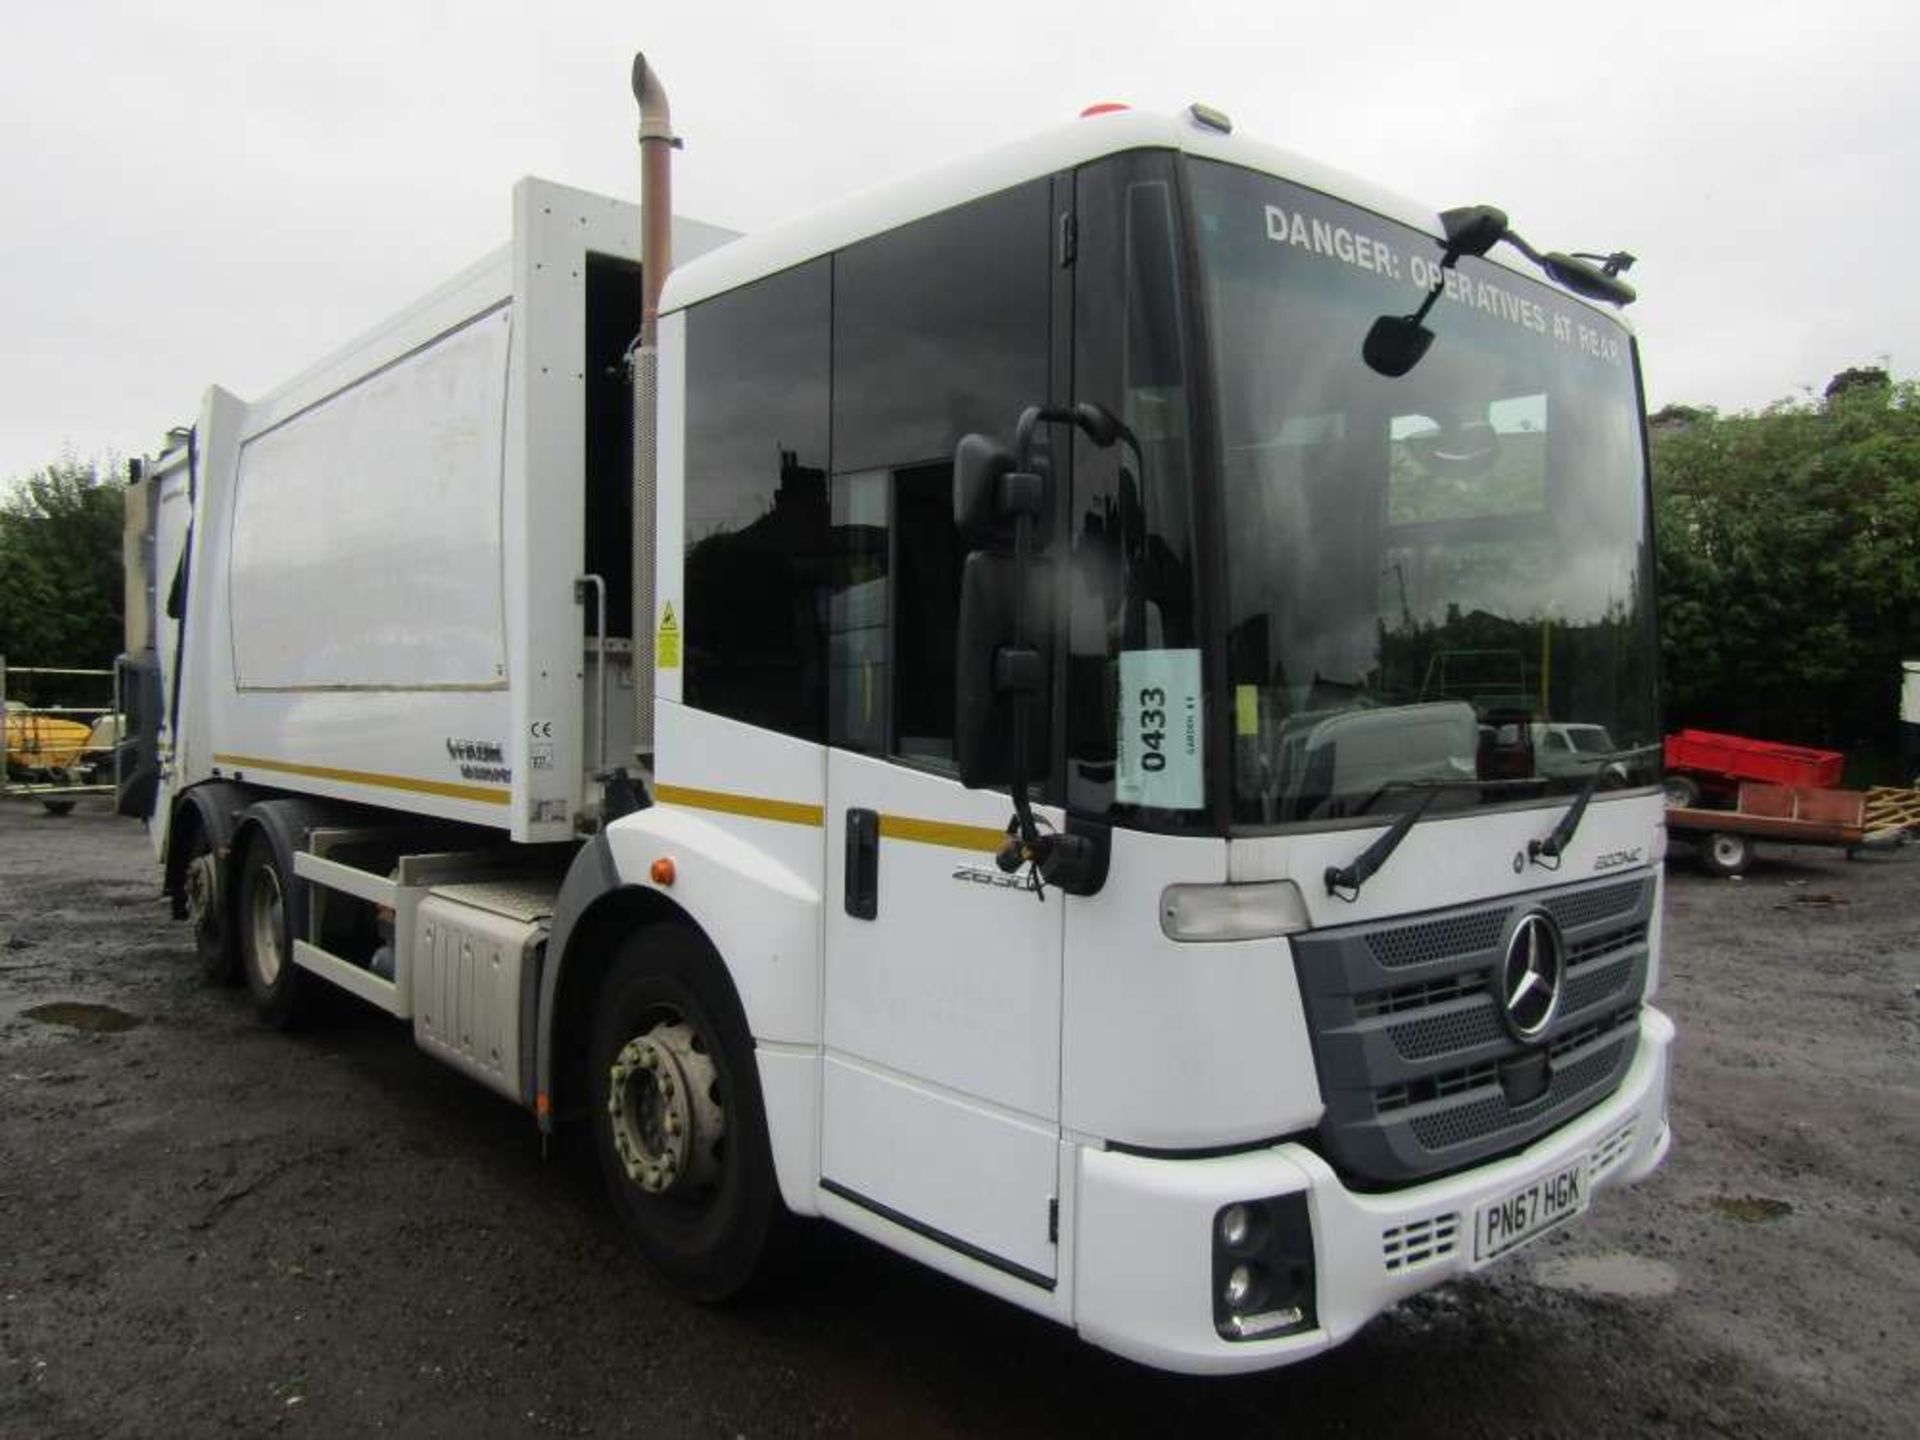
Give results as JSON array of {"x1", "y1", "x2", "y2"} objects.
[{"x1": 4, "y1": 702, "x2": 91, "y2": 775}]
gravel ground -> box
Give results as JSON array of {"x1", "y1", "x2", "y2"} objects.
[{"x1": 1, "y1": 800, "x2": 1916, "y2": 1438}]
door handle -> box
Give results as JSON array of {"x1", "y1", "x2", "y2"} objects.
[{"x1": 845, "y1": 807, "x2": 879, "y2": 920}]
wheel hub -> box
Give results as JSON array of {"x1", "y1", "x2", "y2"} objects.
[
  {"x1": 607, "y1": 1021, "x2": 724, "y2": 1196},
  {"x1": 248, "y1": 866, "x2": 284, "y2": 986},
  {"x1": 185, "y1": 852, "x2": 218, "y2": 928}
]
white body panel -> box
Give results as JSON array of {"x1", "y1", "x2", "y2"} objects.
[
  {"x1": 230, "y1": 308, "x2": 512, "y2": 691},
  {"x1": 167, "y1": 180, "x2": 735, "y2": 841},
  {"x1": 1063, "y1": 826, "x2": 1322, "y2": 1149}
]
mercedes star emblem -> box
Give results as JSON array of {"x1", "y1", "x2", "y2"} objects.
[{"x1": 1498, "y1": 911, "x2": 1566, "y2": 1042}]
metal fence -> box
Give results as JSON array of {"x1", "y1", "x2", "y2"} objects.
[{"x1": 0, "y1": 657, "x2": 120, "y2": 813}]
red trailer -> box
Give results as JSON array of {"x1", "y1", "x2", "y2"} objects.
[
  {"x1": 1664, "y1": 783, "x2": 1894, "y2": 876},
  {"x1": 1663, "y1": 729, "x2": 1845, "y2": 809}
]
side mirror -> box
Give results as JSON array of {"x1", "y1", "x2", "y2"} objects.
[
  {"x1": 954, "y1": 434, "x2": 1015, "y2": 547},
  {"x1": 1542, "y1": 252, "x2": 1637, "y2": 307},
  {"x1": 954, "y1": 552, "x2": 1052, "y2": 788},
  {"x1": 1363, "y1": 315, "x2": 1435, "y2": 378}
]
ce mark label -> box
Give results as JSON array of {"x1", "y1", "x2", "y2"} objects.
[
  {"x1": 529, "y1": 719, "x2": 555, "y2": 771},
  {"x1": 529, "y1": 720, "x2": 554, "y2": 739}
]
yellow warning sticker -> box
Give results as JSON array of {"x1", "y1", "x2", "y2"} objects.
[
  {"x1": 1235, "y1": 684, "x2": 1260, "y2": 736},
  {"x1": 655, "y1": 602, "x2": 681, "y2": 669}
]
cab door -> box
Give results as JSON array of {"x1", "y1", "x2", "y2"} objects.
[
  {"x1": 822, "y1": 749, "x2": 1064, "y2": 1285},
  {"x1": 816, "y1": 175, "x2": 1070, "y2": 1288}
]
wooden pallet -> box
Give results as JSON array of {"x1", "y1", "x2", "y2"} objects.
[{"x1": 1864, "y1": 786, "x2": 1920, "y2": 835}]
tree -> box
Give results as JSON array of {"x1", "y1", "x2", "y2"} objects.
[
  {"x1": 0, "y1": 456, "x2": 126, "y2": 690},
  {"x1": 1652, "y1": 372, "x2": 1920, "y2": 766}
]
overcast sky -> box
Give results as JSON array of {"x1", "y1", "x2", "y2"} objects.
[{"x1": 3, "y1": 0, "x2": 1914, "y2": 481}]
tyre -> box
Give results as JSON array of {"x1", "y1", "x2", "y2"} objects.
[
  {"x1": 40, "y1": 799, "x2": 76, "y2": 816},
  {"x1": 590, "y1": 925, "x2": 778, "y2": 1302},
  {"x1": 1663, "y1": 774, "x2": 1700, "y2": 809},
  {"x1": 237, "y1": 833, "x2": 314, "y2": 1028},
  {"x1": 182, "y1": 827, "x2": 238, "y2": 983},
  {"x1": 1699, "y1": 830, "x2": 1753, "y2": 878}
]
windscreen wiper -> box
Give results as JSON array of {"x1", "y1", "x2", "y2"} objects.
[
  {"x1": 1527, "y1": 745, "x2": 1662, "y2": 870},
  {"x1": 1324, "y1": 789, "x2": 1439, "y2": 902},
  {"x1": 1325, "y1": 776, "x2": 1552, "y2": 902}
]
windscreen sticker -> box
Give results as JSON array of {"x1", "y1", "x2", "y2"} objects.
[
  {"x1": 1117, "y1": 649, "x2": 1204, "y2": 810},
  {"x1": 1261, "y1": 200, "x2": 1626, "y2": 367}
]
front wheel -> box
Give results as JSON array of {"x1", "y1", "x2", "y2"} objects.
[
  {"x1": 41, "y1": 799, "x2": 76, "y2": 816},
  {"x1": 1700, "y1": 830, "x2": 1753, "y2": 878},
  {"x1": 590, "y1": 926, "x2": 779, "y2": 1302}
]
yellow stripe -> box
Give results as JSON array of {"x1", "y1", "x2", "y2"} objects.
[
  {"x1": 653, "y1": 782, "x2": 1002, "y2": 852},
  {"x1": 212, "y1": 752, "x2": 510, "y2": 806},
  {"x1": 654, "y1": 783, "x2": 825, "y2": 828},
  {"x1": 878, "y1": 813, "x2": 1007, "y2": 853}
]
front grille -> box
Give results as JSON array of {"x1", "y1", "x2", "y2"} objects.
[
  {"x1": 1408, "y1": 1030, "x2": 1630, "y2": 1150},
  {"x1": 1367, "y1": 910, "x2": 1507, "y2": 970},
  {"x1": 1291, "y1": 876, "x2": 1652, "y2": 1189}
]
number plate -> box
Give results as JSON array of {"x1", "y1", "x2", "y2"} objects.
[{"x1": 1474, "y1": 1160, "x2": 1589, "y2": 1262}]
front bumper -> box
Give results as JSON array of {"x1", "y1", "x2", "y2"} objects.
[{"x1": 1073, "y1": 1006, "x2": 1674, "y2": 1375}]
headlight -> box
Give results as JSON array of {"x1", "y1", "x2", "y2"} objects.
[{"x1": 1212, "y1": 1193, "x2": 1317, "y2": 1341}]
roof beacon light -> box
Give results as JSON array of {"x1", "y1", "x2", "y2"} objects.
[
  {"x1": 1187, "y1": 102, "x2": 1233, "y2": 134},
  {"x1": 1079, "y1": 102, "x2": 1131, "y2": 119}
]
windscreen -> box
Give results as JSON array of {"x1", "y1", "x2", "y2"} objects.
[{"x1": 1188, "y1": 160, "x2": 1659, "y2": 827}]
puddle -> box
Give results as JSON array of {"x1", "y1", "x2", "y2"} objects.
[
  {"x1": 1531, "y1": 1252, "x2": 1680, "y2": 1299},
  {"x1": 20, "y1": 1002, "x2": 143, "y2": 1034},
  {"x1": 1709, "y1": 1194, "x2": 1794, "y2": 1223}
]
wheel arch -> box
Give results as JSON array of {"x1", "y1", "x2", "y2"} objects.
[
  {"x1": 537, "y1": 814, "x2": 823, "y2": 1214},
  {"x1": 540, "y1": 868, "x2": 714, "y2": 1127},
  {"x1": 162, "y1": 780, "x2": 252, "y2": 919},
  {"x1": 225, "y1": 793, "x2": 353, "y2": 941}
]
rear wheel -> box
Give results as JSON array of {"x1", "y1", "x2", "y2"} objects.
[
  {"x1": 237, "y1": 835, "x2": 314, "y2": 1028},
  {"x1": 589, "y1": 926, "x2": 778, "y2": 1301},
  {"x1": 40, "y1": 799, "x2": 75, "y2": 816},
  {"x1": 1700, "y1": 830, "x2": 1753, "y2": 877}
]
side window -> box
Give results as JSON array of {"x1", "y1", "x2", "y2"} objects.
[
  {"x1": 828, "y1": 182, "x2": 1052, "y2": 767},
  {"x1": 683, "y1": 260, "x2": 832, "y2": 741}
]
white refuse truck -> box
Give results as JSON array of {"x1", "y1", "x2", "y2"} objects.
[{"x1": 120, "y1": 56, "x2": 1673, "y2": 1373}]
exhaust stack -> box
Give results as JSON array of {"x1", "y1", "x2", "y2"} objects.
[{"x1": 631, "y1": 52, "x2": 676, "y2": 764}]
